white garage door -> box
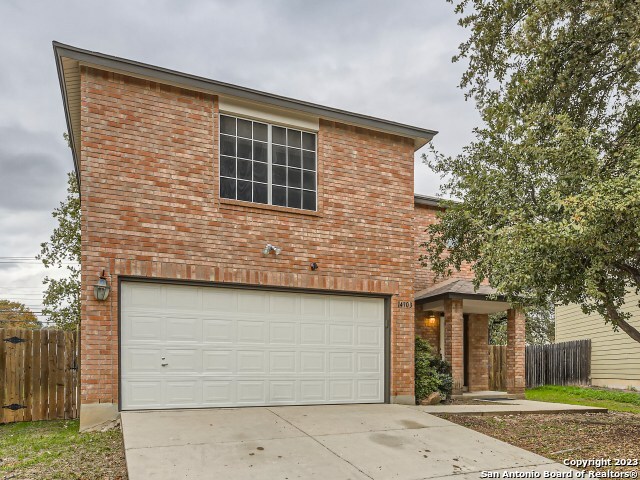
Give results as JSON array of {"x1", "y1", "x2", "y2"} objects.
[{"x1": 120, "y1": 282, "x2": 385, "y2": 410}]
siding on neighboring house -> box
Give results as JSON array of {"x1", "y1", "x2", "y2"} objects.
[{"x1": 556, "y1": 293, "x2": 640, "y2": 388}]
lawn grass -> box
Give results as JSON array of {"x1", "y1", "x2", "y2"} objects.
[
  {"x1": 526, "y1": 385, "x2": 640, "y2": 413},
  {"x1": 0, "y1": 419, "x2": 127, "y2": 479}
]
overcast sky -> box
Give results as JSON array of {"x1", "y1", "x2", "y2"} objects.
[{"x1": 0, "y1": 0, "x2": 480, "y2": 321}]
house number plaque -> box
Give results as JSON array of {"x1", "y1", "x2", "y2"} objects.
[{"x1": 397, "y1": 301, "x2": 413, "y2": 308}]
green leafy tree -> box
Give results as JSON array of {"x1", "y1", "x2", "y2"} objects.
[
  {"x1": 489, "y1": 307, "x2": 555, "y2": 345},
  {"x1": 488, "y1": 314, "x2": 507, "y2": 345},
  {"x1": 0, "y1": 300, "x2": 41, "y2": 329},
  {"x1": 38, "y1": 167, "x2": 80, "y2": 330},
  {"x1": 423, "y1": 0, "x2": 640, "y2": 342}
]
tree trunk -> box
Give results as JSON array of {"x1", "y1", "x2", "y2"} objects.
[{"x1": 604, "y1": 301, "x2": 640, "y2": 344}]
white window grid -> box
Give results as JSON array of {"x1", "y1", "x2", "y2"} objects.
[{"x1": 218, "y1": 114, "x2": 317, "y2": 211}]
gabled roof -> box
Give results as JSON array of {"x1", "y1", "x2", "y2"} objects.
[
  {"x1": 415, "y1": 278, "x2": 500, "y2": 302},
  {"x1": 53, "y1": 42, "x2": 438, "y2": 181}
]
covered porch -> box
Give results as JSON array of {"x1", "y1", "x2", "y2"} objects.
[{"x1": 414, "y1": 279, "x2": 525, "y2": 397}]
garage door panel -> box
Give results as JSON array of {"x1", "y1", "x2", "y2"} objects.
[
  {"x1": 166, "y1": 287, "x2": 200, "y2": 310},
  {"x1": 269, "y1": 381, "x2": 296, "y2": 402},
  {"x1": 328, "y1": 324, "x2": 353, "y2": 345},
  {"x1": 356, "y1": 298, "x2": 384, "y2": 322},
  {"x1": 124, "y1": 347, "x2": 163, "y2": 373},
  {"x1": 166, "y1": 317, "x2": 201, "y2": 342},
  {"x1": 300, "y1": 380, "x2": 325, "y2": 402},
  {"x1": 357, "y1": 352, "x2": 382, "y2": 373},
  {"x1": 329, "y1": 352, "x2": 353, "y2": 373},
  {"x1": 121, "y1": 283, "x2": 385, "y2": 410},
  {"x1": 203, "y1": 381, "x2": 234, "y2": 404},
  {"x1": 329, "y1": 380, "x2": 354, "y2": 401},
  {"x1": 269, "y1": 322, "x2": 297, "y2": 344},
  {"x1": 356, "y1": 325, "x2": 382, "y2": 347},
  {"x1": 300, "y1": 323, "x2": 325, "y2": 344},
  {"x1": 237, "y1": 381, "x2": 266, "y2": 403},
  {"x1": 357, "y1": 379, "x2": 382, "y2": 400},
  {"x1": 124, "y1": 380, "x2": 163, "y2": 408},
  {"x1": 126, "y1": 315, "x2": 163, "y2": 342},
  {"x1": 126, "y1": 283, "x2": 163, "y2": 308},
  {"x1": 203, "y1": 319, "x2": 234, "y2": 343},
  {"x1": 237, "y1": 351, "x2": 266, "y2": 373},
  {"x1": 300, "y1": 296, "x2": 327, "y2": 318},
  {"x1": 165, "y1": 380, "x2": 200, "y2": 405},
  {"x1": 237, "y1": 320, "x2": 266, "y2": 343},
  {"x1": 237, "y1": 291, "x2": 269, "y2": 314},
  {"x1": 269, "y1": 293, "x2": 300, "y2": 315},
  {"x1": 300, "y1": 351, "x2": 325, "y2": 373},
  {"x1": 269, "y1": 351, "x2": 296, "y2": 373},
  {"x1": 203, "y1": 350, "x2": 234, "y2": 372},
  {"x1": 329, "y1": 297, "x2": 355, "y2": 320},
  {"x1": 164, "y1": 348, "x2": 201, "y2": 372},
  {"x1": 202, "y1": 289, "x2": 238, "y2": 312}
]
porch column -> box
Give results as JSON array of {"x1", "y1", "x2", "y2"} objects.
[
  {"x1": 444, "y1": 298, "x2": 464, "y2": 394},
  {"x1": 506, "y1": 308, "x2": 526, "y2": 397},
  {"x1": 467, "y1": 314, "x2": 489, "y2": 392}
]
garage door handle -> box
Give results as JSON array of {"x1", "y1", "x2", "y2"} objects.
[{"x1": 161, "y1": 362, "x2": 168, "y2": 366}]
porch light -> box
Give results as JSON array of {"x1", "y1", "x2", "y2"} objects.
[
  {"x1": 94, "y1": 271, "x2": 110, "y2": 301},
  {"x1": 262, "y1": 244, "x2": 282, "y2": 256}
]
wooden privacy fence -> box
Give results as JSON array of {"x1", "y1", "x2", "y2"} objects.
[
  {"x1": 489, "y1": 345, "x2": 507, "y2": 391},
  {"x1": 489, "y1": 340, "x2": 591, "y2": 390},
  {"x1": 526, "y1": 340, "x2": 591, "y2": 388},
  {"x1": 0, "y1": 328, "x2": 79, "y2": 424}
]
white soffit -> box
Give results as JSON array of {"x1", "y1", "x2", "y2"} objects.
[
  {"x1": 421, "y1": 298, "x2": 510, "y2": 315},
  {"x1": 219, "y1": 96, "x2": 319, "y2": 132}
]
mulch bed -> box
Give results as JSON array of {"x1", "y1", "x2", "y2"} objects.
[{"x1": 438, "y1": 412, "x2": 640, "y2": 472}]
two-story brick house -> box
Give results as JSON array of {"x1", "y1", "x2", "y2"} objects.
[{"x1": 53, "y1": 42, "x2": 525, "y2": 430}]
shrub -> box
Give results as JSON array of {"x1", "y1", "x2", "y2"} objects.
[{"x1": 414, "y1": 337, "x2": 453, "y2": 403}]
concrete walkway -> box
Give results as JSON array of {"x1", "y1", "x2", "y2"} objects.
[
  {"x1": 413, "y1": 399, "x2": 607, "y2": 415},
  {"x1": 121, "y1": 404, "x2": 574, "y2": 479}
]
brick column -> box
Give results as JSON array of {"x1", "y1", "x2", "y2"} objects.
[
  {"x1": 467, "y1": 313, "x2": 489, "y2": 392},
  {"x1": 444, "y1": 298, "x2": 464, "y2": 394},
  {"x1": 506, "y1": 308, "x2": 526, "y2": 397}
]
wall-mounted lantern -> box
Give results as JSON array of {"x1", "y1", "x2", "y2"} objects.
[{"x1": 94, "y1": 270, "x2": 110, "y2": 301}]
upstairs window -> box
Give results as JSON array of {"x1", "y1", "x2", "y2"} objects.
[{"x1": 219, "y1": 114, "x2": 317, "y2": 211}]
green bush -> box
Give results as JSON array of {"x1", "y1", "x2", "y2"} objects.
[{"x1": 415, "y1": 337, "x2": 453, "y2": 403}]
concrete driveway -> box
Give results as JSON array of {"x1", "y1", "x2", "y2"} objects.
[{"x1": 121, "y1": 404, "x2": 572, "y2": 479}]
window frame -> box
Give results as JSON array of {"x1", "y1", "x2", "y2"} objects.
[{"x1": 218, "y1": 113, "x2": 318, "y2": 212}]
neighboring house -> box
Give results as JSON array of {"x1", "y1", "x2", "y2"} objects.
[
  {"x1": 53, "y1": 42, "x2": 527, "y2": 430},
  {"x1": 556, "y1": 294, "x2": 640, "y2": 389}
]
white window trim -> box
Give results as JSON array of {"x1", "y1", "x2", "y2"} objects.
[{"x1": 219, "y1": 96, "x2": 319, "y2": 131}]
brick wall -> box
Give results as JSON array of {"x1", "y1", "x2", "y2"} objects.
[
  {"x1": 79, "y1": 66, "x2": 417, "y2": 406},
  {"x1": 415, "y1": 309, "x2": 440, "y2": 354},
  {"x1": 444, "y1": 298, "x2": 464, "y2": 394},
  {"x1": 506, "y1": 309, "x2": 526, "y2": 396},
  {"x1": 413, "y1": 203, "x2": 476, "y2": 293},
  {"x1": 467, "y1": 313, "x2": 489, "y2": 391}
]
